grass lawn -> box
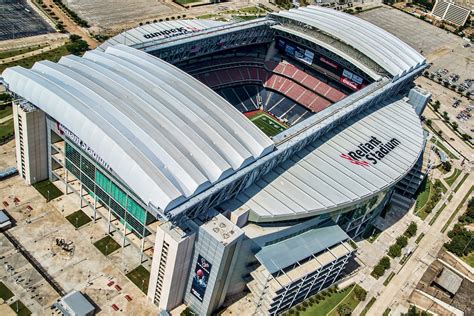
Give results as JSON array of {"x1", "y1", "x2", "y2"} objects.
[
  {"x1": 367, "y1": 227, "x2": 382, "y2": 244},
  {"x1": 0, "y1": 119, "x2": 14, "y2": 139},
  {"x1": 414, "y1": 178, "x2": 431, "y2": 214},
  {"x1": 32, "y1": 180, "x2": 63, "y2": 201},
  {"x1": 0, "y1": 45, "x2": 70, "y2": 73},
  {"x1": 299, "y1": 285, "x2": 354, "y2": 315},
  {"x1": 249, "y1": 112, "x2": 287, "y2": 137},
  {"x1": 442, "y1": 186, "x2": 474, "y2": 233},
  {"x1": 65, "y1": 210, "x2": 92, "y2": 229},
  {"x1": 0, "y1": 105, "x2": 12, "y2": 119},
  {"x1": 0, "y1": 282, "x2": 14, "y2": 301},
  {"x1": 383, "y1": 272, "x2": 395, "y2": 286},
  {"x1": 360, "y1": 297, "x2": 376, "y2": 316},
  {"x1": 94, "y1": 235, "x2": 121, "y2": 256},
  {"x1": 462, "y1": 252, "x2": 474, "y2": 268},
  {"x1": 126, "y1": 265, "x2": 150, "y2": 294},
  {"x1": 0, "y1": 44, "x2": 47, "y2": 59},
  {"x1": 415, "y1": 232, "x2": 425, "y2": 244},
  {"x1": 435, "y1": 179, "x2": 447, "y2": 194},
  {"x1": 454, "y1": 173, "x2": 469, "y2": 193},
  {"x1": 327, "y1": 285, "x2": 364, "y2": 316},
  {"x1": 174, "y1": 0, "x2": 201, "y2": 4},
  {"x1": 445, "y1": 169, "x2": 461, "y2": 187},
  {"x1": 9, "y1": 300, "x2": 31, "y2": 316}
]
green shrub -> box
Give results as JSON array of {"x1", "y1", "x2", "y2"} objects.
[
  {"x1": 389, "y1": 244, "x2": 402, "y2": 258},
  {"x1": 396, "y1": 236, "x2": 408, "y2": 248},
  {"x1": 354, "y1": 286, "x2": 367, "y2": 301}
]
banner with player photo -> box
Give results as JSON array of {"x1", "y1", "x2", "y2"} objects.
[{"x1": 190, "y1": 255, "x2": 212, "y2": 302}]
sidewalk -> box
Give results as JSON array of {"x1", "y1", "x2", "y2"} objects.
[{"x1": 365, "y1": 173, "x2": 473, "y2": 315}]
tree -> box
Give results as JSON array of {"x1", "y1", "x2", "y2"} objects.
[
  {"x1": 442, "y1": 111, "x2": 450, "y2": 122},
  {"x1": 432, "y1": 100, "x2": 440, "y2": 112},
  {"x1": 405, "y1": 222, "x2": 417, "y2": 237},
  {"x1": 442, "y1": 161, "x2": 452, "y2": 172},
  {"x1": 354, "y1": 286, "x2": 367, "y2": 301},
  {"x1": 389, "y1": 244, "x2": 402, "y2": 258},
  {"x1": 338, "y1": 304, "x2": 352, "y2": 316},
  {"x1": 426, "y1": 119, "x2": 432, "y2": 127},
  {"x1": 451, "y1": 121, "x2": 459, "y2": 131},
  {"x1": 462, "y1": 133, "x2": 471, "y2": 141},
  {"x1": 372, "y1": 264, "x2": 385, "y2": 278},
  {"x1": 380, "y1": 256, "x2": 391, "y2": 269},
  {"x1": 396, "y1": 236, "x2": 408, "y2": 248}
]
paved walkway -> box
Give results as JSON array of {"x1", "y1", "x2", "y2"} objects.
[
  {"x1": 365, "y1": 173, "x2": 473, "y2": 315},
  {"x1": 0, "y1": 114, "x2": 12, "y2": 124},
  {"x1": 39, "y1": 0, "x2": 99, "y2": 49}
]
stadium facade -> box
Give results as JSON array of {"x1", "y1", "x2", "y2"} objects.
[{"x1": 2, "y1": 6, "x2": 431, "y2": 315}]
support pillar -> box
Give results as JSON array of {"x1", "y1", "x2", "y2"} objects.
[
  {"x1": 65, "y1": 169, "x2": 68, "y2": 195},
  {"x1": 93, "y1": 196, "x2": 97, "y2": 223},
  {"x1": 122, "y1": 212, "x2": 127, "y2": 248},
  {"x1": 140, "y1": 224, "x2": 145, "y2": 263},
  {"x1": 80, "y1": 182, "x2": 83, "y2": 209},
  {"x1": 107, "y1": 207, "x2": 112, "y2": 234}
]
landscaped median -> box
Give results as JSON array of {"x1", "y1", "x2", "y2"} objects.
[
  {"x1": 65, "y1": 210, "x2": 92, "y2": 229},
  {"x1": 414, "y1": 179, "x2": 446, "y2": 220},
  {"x1": 93, "y1": 235, "x2": 121, "y2": 256},
  {"x1": 126, "y1": 265, "x2": 150, "y2": 294}
]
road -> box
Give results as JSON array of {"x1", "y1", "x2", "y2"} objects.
[
  {"x1": 366, "y1": 173, "x2": 474, "y2": 315},
  {"x1": 423, "y1": 105, "x2": 474, "y2": 163},
  {"x1": 39, "y1": 0, "x2": 99, "y2": 49},
  {"x1": 0, "y1": 40, "x2": 67, "y2": 65}
]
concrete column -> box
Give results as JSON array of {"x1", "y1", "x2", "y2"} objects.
[
  {"x1": 107, "y1": 207, "x2": 112, "y2": 234},
  {"x1": 93, "y1": 196, "x2": 97, "y2": 223},
  {"x1": 140, "y1": 233, "x2": 145, "y2": 263},
  {"x1": 80, "y1": 182, "x2": 83, "y2": 209},
  {"x1": 122, "y1": 212, "x2": 127, "y2": 247},
  {"x1": 65, "y1": 169, "x2": 68, "y2": 195}
]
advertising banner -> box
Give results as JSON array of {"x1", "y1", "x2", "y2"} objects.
[
  {"x1": 303, "y1": 49, "x2": 315, "y2": 65},
  {"x1": 342, "y1": 69, "x2": 363, "y2": 85},
  {"x1": 319, "y1": 56, "x2": 338, "y2": 69},
  {"x1": 284, "y1": 44, "x2": 295, "y2": 57},
  {"x1": 339, "y1": 77, "x2": 359, "y2": 90},
  {"x1": 190, "y1": 255, "x2": 212, "y2": 302},
  {"x1": 295, "y1": 46, "x2": 305, "y2": 60},
  {"x1": 276, "y1": 39, "x2": 286, "y2": 50}
]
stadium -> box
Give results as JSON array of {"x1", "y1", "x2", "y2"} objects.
[{"x1": 2, "y1": 6, "x2": 430, "y2": 315}]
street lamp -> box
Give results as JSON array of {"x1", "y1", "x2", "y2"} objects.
[
  {"x1": 75, "y1": 217, "x2": 78, "y2": 230},
  {"x1": 47, "y1": 190, "x2": 50, "y2": 203},
  {"x1": 105, "y1": 245, "x2": 108, "y2": 256}
]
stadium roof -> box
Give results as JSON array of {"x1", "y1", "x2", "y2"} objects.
[
  {"x1": 99, "y1": 19, "x2": 227, "y2": 51},
  {"x1": 256, "y1": 223, "x2": 349, "y2": 274},
  {"x1": 271, "y1": 6, "x2": 426, "y2": 78},
  {"x1": 3, "y1": 44, "x2": 274, "y2": 212},
  {"x1": 221, "y1": 98, "x2": 424, "y2": 222}
]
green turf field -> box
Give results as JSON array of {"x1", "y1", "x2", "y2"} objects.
[{"x1": 249, "y1": 112, "x2": 287, "y2": 137}]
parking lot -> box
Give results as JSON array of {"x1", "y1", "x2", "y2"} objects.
[
  {"x1": 0, "y1": 0, "x2": 54, "y2": 41},
  {"x1": 358, "y1": 7, "x2": 473, "y2": 96},
  {"x1": 0, "y1": 140, "x2": 159, "y2": 315},
  {"x1": 416, "y1": 77, "x2": 473, "y2": 137}
]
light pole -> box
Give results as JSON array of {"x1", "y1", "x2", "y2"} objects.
[
  {"x1": 75, "y1": 217, "x2": 78, "y2": 230},
  {"x1": 105, "y1": 244, "x2": 108, "y2": 256},
  {"x1": 47, "y1": 190, "x2": 50, "y2": 203}
]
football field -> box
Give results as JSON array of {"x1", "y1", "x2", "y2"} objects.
[{"x1": 248, "y1": 112, "x2": 287, "y2": 137}]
